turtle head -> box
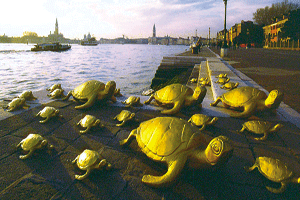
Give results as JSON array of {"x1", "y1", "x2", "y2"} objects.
[
  {"x1": 205, "y1": 135, "x2": 233, "y2": 166},
  {"x1": 104, "y1": 81, "x2": 116, "y2": 95},
  {"x1": 265, "y1": 89, "x2": 284, "y2": 109},
  {"x1": 193, "y1": 86, "x2": 207, "y2": 102}
]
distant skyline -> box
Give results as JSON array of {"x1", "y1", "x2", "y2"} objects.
[{"x1": 0, "y1": 0, "x2": 288, "y2": 39}]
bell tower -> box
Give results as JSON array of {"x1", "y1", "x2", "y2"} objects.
[{"x1": 54, "y1": 18, "x2": 59, "y2": 35}]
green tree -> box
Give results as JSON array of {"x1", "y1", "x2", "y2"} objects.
[
  {"x1": 253, "y1": 0, "x2": 300, "y2": 26},
  {"x1": 281, "y1": 9, "x2": 300, "y2": 40}
]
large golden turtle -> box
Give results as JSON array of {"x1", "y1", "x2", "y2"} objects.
[
  {"x1": 210, "y1": 86, "x2": 284, "y2": 118},
  {"x1": 245, "y1": 157, "x2": 300, "y2": 193},
  {"x1": 120, "y1": 117, "x2": 233, "y2": 187},
  {"x1": 239, "y1": 120, "x2": 283, "y2": 141},
  {"x1": 4, "y1": 97, "x2": 30, "y2": 112},
  {"x1": 63, "y1": 80, "x2": 117, "y2": 109},
  {"x1": 144, "y1": 84, "x2": 207, "y2": 115},
  {"x1": 17, "y1": 133, "x2": 53, "y2": 159},
  {"x1": 18, "y1": 91, "x2": 37, "y2": 101},
  {"x1": 72, "y1": 149, "x2": 111, "y2": 180}
]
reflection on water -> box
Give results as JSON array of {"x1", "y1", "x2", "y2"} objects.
[{"x1": 0, "y1": 43, "x2": 188, "y2": 99}]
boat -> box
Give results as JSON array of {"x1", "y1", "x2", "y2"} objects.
[
  {"x1": 31, "y1": 43, "x2": 71, "y2": 52},
  {"x1": 80, "y1": 38, "x2": 98, "y2": 46}
]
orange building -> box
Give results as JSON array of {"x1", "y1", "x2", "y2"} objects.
[{"x1": 263, "y1": 16, "x2": 288, "y2": 47}]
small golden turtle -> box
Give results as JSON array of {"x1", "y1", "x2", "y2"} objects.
[
  {"x1": 47, "y1": 84, "x2": 62, "y2": 93},
  {"x1": 16, "y1": 133, "x2": 52, "y2": 159},
  {"x1": 113, "y1": 110, "x2": 135, "y2": 126},
  {"x1": 18, "y1": 91, "x2": 37, "y2": 101},
  {"x1": 239, "y1": 120, "x2": 283, "y2": 140},
  {"x1": 72, "y1": 149, "x2": 111, "y2": 180},
  {"x1": 245, "y1": 157, "x2": 300, "y2": 193},
  {"x1": 215, "y1": 74, "x2": 228, "y2": 78},
  {"x1": 199, "y1": 79, "x2": 211, "y2": 86},
  {"x1": 144, "y1": 84, "x2": 207, "y2": 115},
  {"x1": 47, "y1": 88, "x2": 65, "y2": 99},
  {"x1": 114, "y1": 88, "x2": 123, "y2": 97},
  {"x1": 188, "y1": 114, "x2": 218, "y2": 130},
  {"x1": 120, "y1": 117, "x2": 233, "y2": 187},
  {"x1": 190, "y1": 78, "x2": 197, "y2": 83},
  {"x1": 121, "y1": 96, "x2": 143, "y2": 107},
  {"x1": 77, "y1": 115, "x2": 103, "y2": 134},
  {"x1": 199, "y1": 77, "x2": 208, "y2": 82},
  {"x1": 36, "y1": 106, "x2": 62, "y2": 123},
  {"x1": 221, "y1": 82, "x2": 239, "y2": 90},
  {"x1": 210, "y1": 86, "x2": 284, "y2": 118},
  {"x1": 215, "y1": 77, "x2": 230, "y2": 85},
  {"x1": 4, "y1": 97, "x2": 30, "y2": 112},
  {"x1": 63, "y1": 80, "x2": 117, "y2": 109}
]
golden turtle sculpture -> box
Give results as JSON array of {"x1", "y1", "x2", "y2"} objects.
[
  {"x1": 245, "y1": 157, "x2": 300, "y2": 193},
  {"x1": 199, "y1": 79, "x2": 211, "y2": 86},
  {"x1": 4, "y1": 97, "x2": 30, "y2": 112},
  {"x1": 190, "y1": 78, "x2": 197, "y2": 83},
  {"x1": 120, "y1": 117, "x2": 233, "y2": 187},
  {"x1": 72, "y1": 149, "x2": 112, "y2": 180},
  {"x1": 199, "y1": 77, "x2": 208, "y2": 82},
  {"x1": 63, "y1": 80, "x2": 117, "y2": 109},
  {"x1": 215, "y1": 77, "x2": 230, "y2": 85},
  {"x1": 47, "y1": 84, "x2": 62, "y2": 93},
  {"x1": 18, "y1": 91, "x2": 37, "y2": 101},
  {"x1": 114, "y1": 110, "x2": 135, "y2": 127},
  {"x1": 215, "y1": 73, "x2": 228, "y2": 78},
  {"x1": 121, "y1": 96, "x2": 143, "y2": 107},
  {"x1": 144, "y1": 84, "x2": 207, "y2": 115},
  {"x1": 210, "y1": 86, "x2": 284, "y2": 118},
  {"x1": 77, "y1": 115, "x2": 103, "y2": 134},
  {"x1": 221, "y1": 82, "x2": 239, "y2": 90},
  {"x1": 188, "y1": 114, "x2": 218, "y2": 130},
  {"x1": 36, "y1": 106, "x2": 62, "y2": 123},
  {"x1": 47, "y1": 88, "x2": 65, "y2": 99},
  {"x1": 17, "y1": 133, "x2": 53, "y2": 159},
  {"x1": 239, "y1": 120, "x2": 283, "y2": 141}
]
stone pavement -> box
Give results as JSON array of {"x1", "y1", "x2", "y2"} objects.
[{"x1": 0, "y1": 47, "x2": 300, "y2": 200}]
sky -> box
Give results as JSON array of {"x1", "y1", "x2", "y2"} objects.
[{"x1": 0, "y1": 0, "x2": 288, "y2": 39}]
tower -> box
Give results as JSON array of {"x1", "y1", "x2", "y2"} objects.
[
  {"x1": 54, "y1": 18, "x2": 59, "y2": 35},
  {"x1": 153, "y1": 24, "x2": 156, "y2": 38}
]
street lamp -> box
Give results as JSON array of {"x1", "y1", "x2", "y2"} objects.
[{"x1": 221, "y1": 0, "x2": 228, "y2": 57}]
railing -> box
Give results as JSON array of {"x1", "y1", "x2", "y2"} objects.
[{"x1": 264, "y1": 39, "x2": 300, "y2": 50}]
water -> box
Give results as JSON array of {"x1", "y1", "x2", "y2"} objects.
[{"x1": 0, "y1": 43, "x2": 188, "y2": 99}]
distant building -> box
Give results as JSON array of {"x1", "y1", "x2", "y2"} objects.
[
  {"x1": 263, "y1": 16, "x2": 288, "y2": 47},
  {"x1": 48, "y1": 18, "x2": 64, "y2": 42}
]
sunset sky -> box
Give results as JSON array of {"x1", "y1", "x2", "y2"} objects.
[{"x1": 0, "y1": 0, "x2": 287, "y2": 39}]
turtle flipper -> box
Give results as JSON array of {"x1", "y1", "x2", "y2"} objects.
[
  {"x1": 254, "y1": 132, "x2": 268, "y2": 141},
  {"x1": 116, "y1": 121, "x2": 126, "y2": 127},
  {"x1": 20, "y1": 149, "x2": 34, "y2": 159},
  {"x1": 161, "y1": 101, "x2": 183, "y2": 115},
  {"x1": 266, "y1": 182, "x2": 287, "y2": 194},
  {"x1": 210, "y1": 97, "x2": 222, "y2": 107},
  {"x1": 80, "y1": 126, "x2": 91, "y2": 134},
  {"x1": 119, "y1": 129, "x2": 137, "y2": 146},
  {"x1": 75, "y1": 94, "x2": 97, "y2": 109},
  {"x1": 230, "y1": 103, "x2": 256, "y2": 118},
  {"x1": 62, "y1": 91, "x2": 73, "y2": 101},
  {"x1": 75, "y1": 168, "x2": 91, "y2": 180},
  {"x1": 39, "y1": 117, "x2": 49, "y2": 123},
  {"x1": 142, "y1": 156, "x2": 187, "y2": 187},
  {"x1": 144, "y1": 95, "x2": 155, "y2": 105},
  {"x1": 72, "y1": 155, "x2": 79, "y2": 164},
  {"x1": 244, "y1": 162, "x2": 258, "y2": 172},
  {"x1": 199, "y1": 124, "x2": 206, "y2": 131}
]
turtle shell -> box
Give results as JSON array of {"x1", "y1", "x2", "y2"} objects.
[
  {"x1": 243, "y1": 121, "x2": 272, "y2": 134},
  {"x1": 154, "y1": 84, "x2": 193, "y2": 104},
  {"x1": 80, "y1": 115, "x2": 97, "y2": 127},
  {"x1": 39, "y1": 107, "x2": 58, "y2": 117},
  {"x1": 135, "y1": 117, "x2": 206, "y2": 161},
  {"x1": 21, "y1": 134, "x2": 43, "y2": 151},
  {"x1": 257, "y1": 157, "x2": 293, "y2": 182},
  {"x1": 116, "y1": 110, "x2": 133, "y2": 121},
  {"x1": 77, "y1": 149, "x2": 100, "y2": 170},
  {"x1": 189, "y1": 114, "x2": 211, "y2": 126},
  {"x1": 124, "y1": 96, "x2": 139, "y2": 104},
  {"x1": 221, "y1": 86, "x2": 267, "y2": 106},
  {"x1": 72, "y1": 80, "x2": 105, "y2": 100}
]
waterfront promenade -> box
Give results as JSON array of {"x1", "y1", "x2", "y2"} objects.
[{"x1": 0, "y1": 47, "x2": 300, "y2": 199}]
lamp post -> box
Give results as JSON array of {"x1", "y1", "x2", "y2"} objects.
[{"x1": 221, "y1": 0, "x2": 228, "y2": 57}]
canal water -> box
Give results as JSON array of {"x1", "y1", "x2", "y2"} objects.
[{"x1": 0, "y1": 43, "x2": 188, "y2": 99}]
